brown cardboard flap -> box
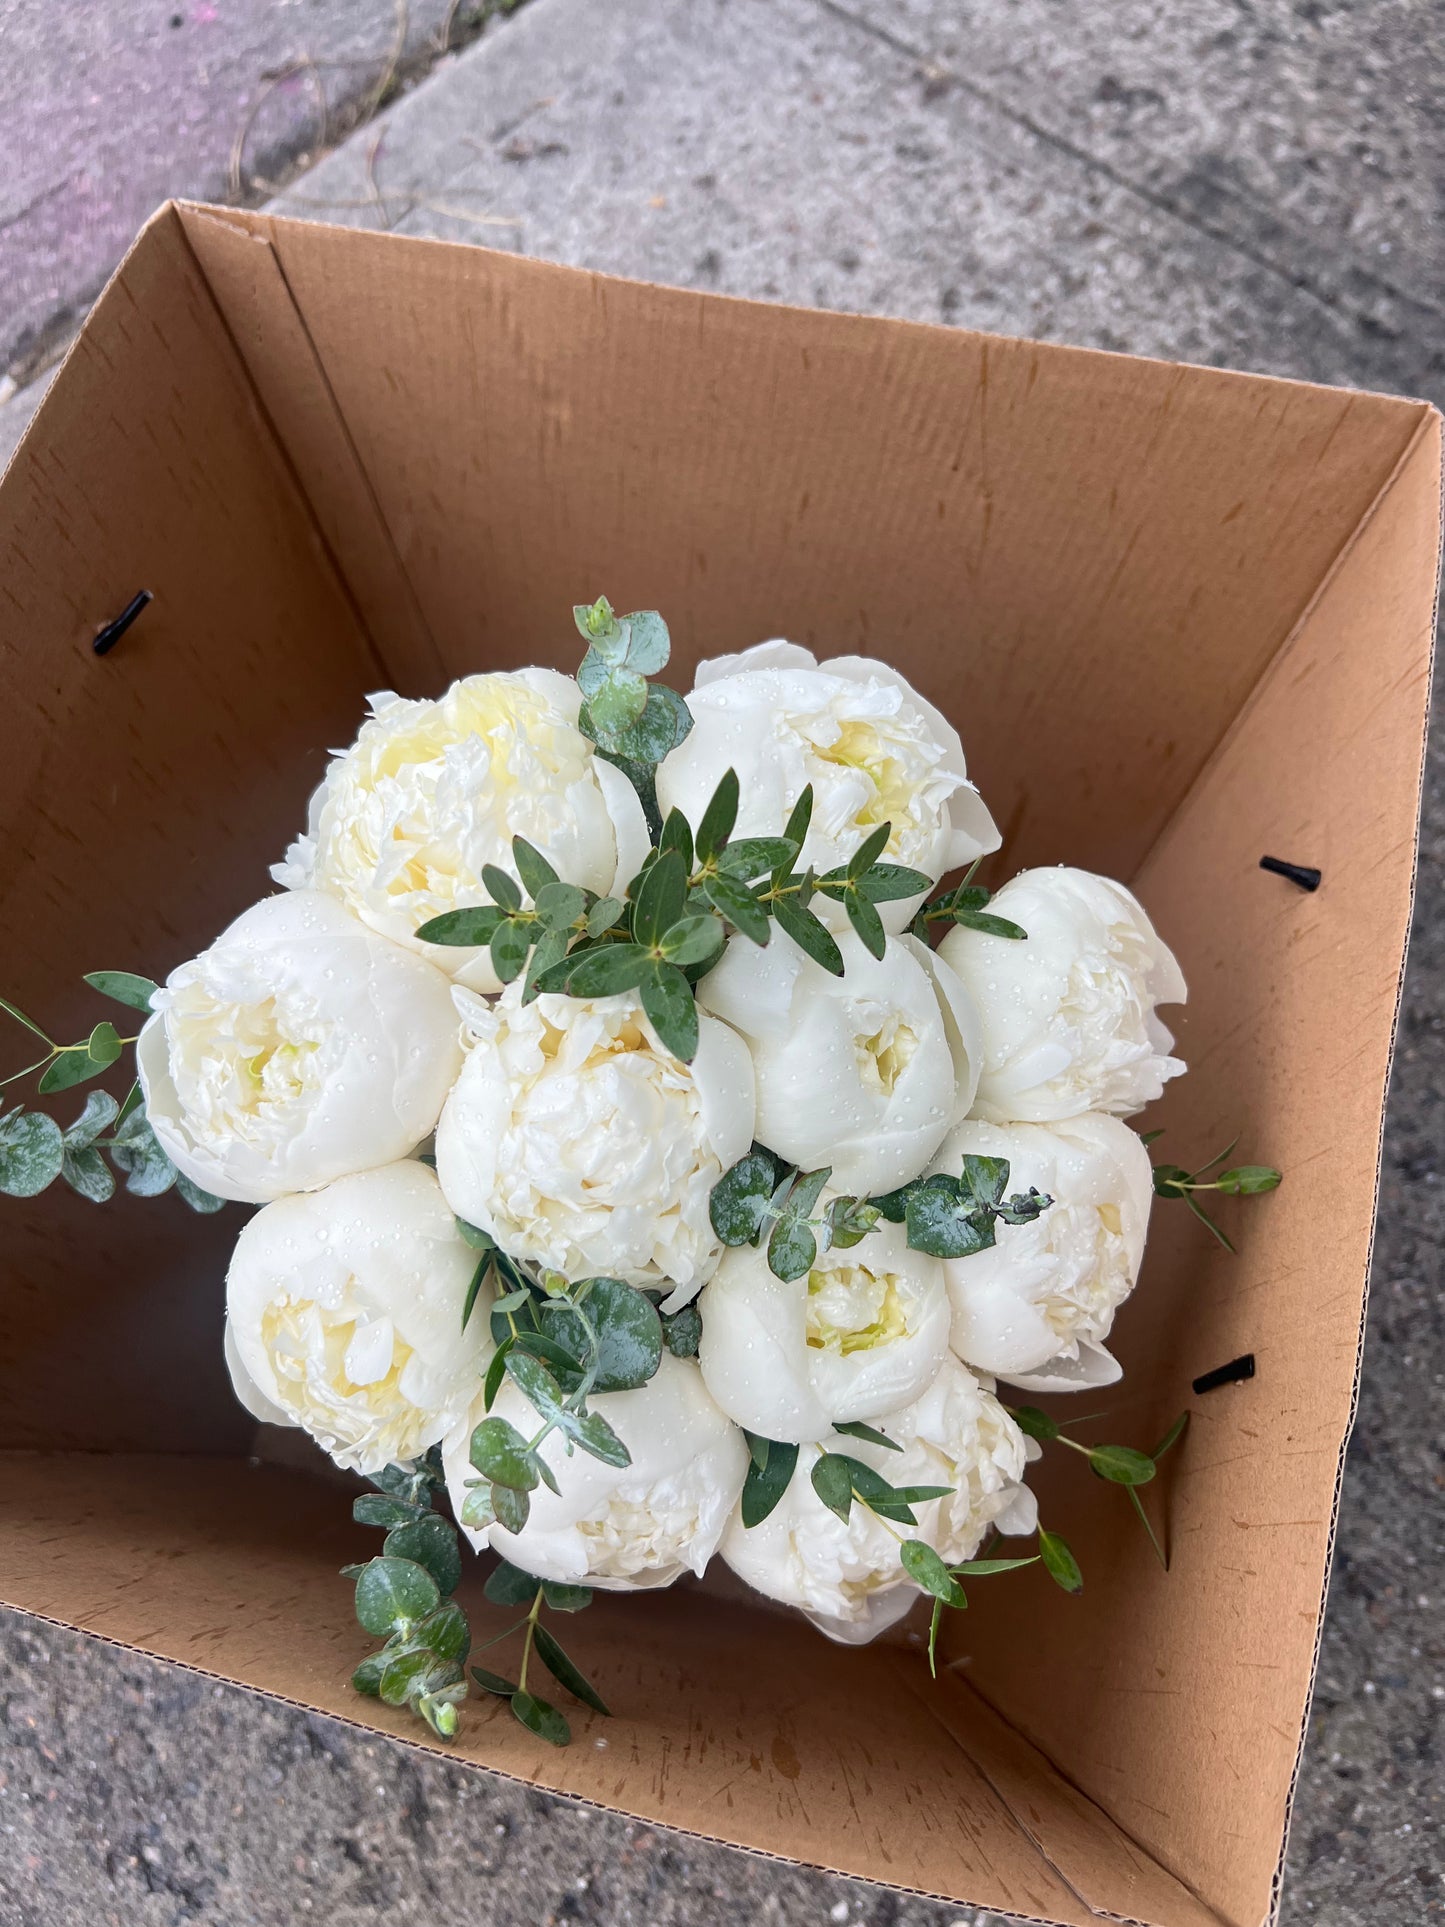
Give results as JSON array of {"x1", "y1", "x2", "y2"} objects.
[
  {"x1": 0, "y1": 206, "x2": 378, "y2": 1453},
  {"x1": 953, "y1": 407, "x2": 1441, "y2": 1925},
  {"x1": 200, "y1": 210, "x2": 1421, "y2": 886},
  {"x1": 176, "y1": 205, "x2": 444, "y2": 694},
  {"x1": 4, "y1": 1449, "x2": 1125, "y2": 1927}
]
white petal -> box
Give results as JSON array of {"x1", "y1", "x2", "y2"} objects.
[{"x1": 693, "y1": 639, "x2": 819, "y2": 686}]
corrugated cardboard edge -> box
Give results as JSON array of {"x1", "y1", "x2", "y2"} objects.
[
  {"x1": 1250, "y1": 408, "x2": 1442, "y2": 1927},
  {"x1": 2, "y1": 1590, "x2": 1082, "y2": 1927},
  {"x1": 958, "y1": 402, "x2": 1441, "y2": 1927}
]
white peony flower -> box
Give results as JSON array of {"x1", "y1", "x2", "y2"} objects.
[
  {"x1": 720, "y1": 1360, "x2": 1036, "y2": 1644},
  {"x1": 696, "y1": 925, "x2": 982, "y2": 1196},
  {"x1": 928, "y1": 1114, "x2": 1153, "y2": 1392},
  {"x1": 225, "y1": 1160, "x2": 491, "y2": 1474},
  {"x1": 697, "y1": 1206, "x2": 950, "y2": 1442},
  {"x1": 273, "y1": 670, "x2": 650, "y2": 992},
  {"x1": 137, "y1": 890, "x2": 462, "y2": 1204},
  {"x1": 435, "y1": 981, "x2": 754, "y2": 1308},
  {"x1": 656, "y1": 641, "x2": 998, "y2": 931},
  {"x1": 938, "y1": 866, "x2": 1186, "y2": 1123},
  {"x1": 444, "y1": 1353, "x2": 748, "y2": 1588}
]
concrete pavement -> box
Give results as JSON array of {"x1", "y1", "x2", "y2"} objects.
[{"x1": 3, "y1": 3, "x2": 1443, "y2": 1923}]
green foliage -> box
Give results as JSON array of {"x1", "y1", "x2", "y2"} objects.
[
  {"x1": 910, "y1": 865, "x2": 1028, "y2": 942},
  {"x1": 1149, "y1": 1131, "x2": 1282, "y2": 1252},
  {"x1": 1010, "y1": 1405, "x2": 1191, "y2": 1570},
  {"x1": 469, "y1": 1559, "x2": 609, "y2": 1749},
  {"x1": 739, "y1": 1434, "x2": 799, "y2": 1527},
  {"x1": 346, "y1": 1449, "x2": 470, "y2": 1741}
]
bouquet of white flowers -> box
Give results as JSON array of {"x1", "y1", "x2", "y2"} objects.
[{"x1": 0, "y1": 598, "x2": 1280, "y2": 1748}]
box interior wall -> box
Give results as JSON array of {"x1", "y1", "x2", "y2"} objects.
[{"x1": 0, "y1": 204, "x2": 1436, "y2": 1927}]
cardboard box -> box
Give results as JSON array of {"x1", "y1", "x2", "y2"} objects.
[{"x1": 0, "y1": 203, "x2": 1436, "y2": 1927}]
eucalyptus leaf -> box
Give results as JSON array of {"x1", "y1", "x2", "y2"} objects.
[
  {"x1": 695, "y1": 767, "x2": 739, "y2": 864},
  {"x1": 175, "y1": 1173, "x2": 226, "y2": 1213},
  {"x1": 587, "y1": 668, "x2": 649, "y2": 740},
  {"x1": 659, "y1": 913, "x2": 726, "y2": 969},
  {"x1": 548, "y1": 1277, "x2": 662, "y2": 1393},
  {"x1": 489, "y1": 917, "x2": 532, "y2": 985},
  {"x1": 661, "y1": 1302, "x2": 702, "y2": 1358},
  {"x1": 904, "y1": 1175, "x2": 994, "y2": 1260},
  {"x1": 37, "y1": 1046, "x2": 111, "y2": 1095},
  {"x1": 1038, "y1": 1529, "x2": 1084, "y2": 1593},
  {"x1": 511, "y1": 1690, "x2": 571, "y2": 1747},
  {"x1": 484, "y1": 1560, "x2": 543, "y2": 1608},
  {"x1": 621, "y1": 608, "x2": 670, "y2": 674},
  {"x1": 415, "y1": 906, "x2": 505, "y2": 947},
  {"x1": 900, "y1": 1539, "x2": 967, "y2": 1609},
  {"x1": 609, "y1": 684, "x2": 692, "y2": 764},
  {"x1": 833, "y1": 1420, "x2": 900, "y2": 1452},
  {"x1": 533, "y1": 1623, "x2": 610, "y2": 1715},
  {"x1": 533, "y1": 881, "x2": 585, "y2": 930},
  {"x1": 565, "y1": 1406, "x2": 631, "y2": 1470},
  {"x1": 555, "y1": 943, "x2": 652, "y2": 998},
  {"x1": 960, "y1": 1156, "x2": 1010, "y2": 1209},
  {"x1": 856, "y1": 864, "x2": 931, "y2": 904},
  {"x1": 470, "y1": 1416, "x2": 539, "y2": 1491},
  {"x1": 953, "y1": 910, "x2": 1028, "y2": 940},
  {"x1": 781, "y1": 787, "x2": 814, "y2": 854},
  {"x1": 810, "y1": 1453, "x2": 855, "y2": 1523},
  {"x1": 352, "y1": 1654, "x2": 386, "y2": 1698},
  {"x1": 0, "y1": 1110, "x2": 64, "y2": 1198},
  {"x1": 1008, "y1": 1405, "x2": 1061, "y2": 1442},
  {"x1": 354, "y1": 1556, "x2": 440, "y2": 1636},
  {"x1": 461, "y1": 1253, "x2": 493, "y2": 1332},
  {"x1": 701, "y1": 872, "x2": 771, "y2": 944},
  {"x1": 767, "y1": 1212, "x2": 817, "y2": 1282},
  {"x1": 658, "y1": 807, "x2": 695, "y2": 873},
  {"x1": 540, "y1": 1581, "x2": 594, "y2": 1613},
  {"x1": 522, "y1": 926, "x2": 570, "y2": 1005},
  {"x1": 61, "y1": 1146, "x2": 115, "y2": 1203},
  {"x1": 740, "y1": 1437, "x2": 799, "y2": 1527},
  {"x1": 709, "y1": 1151, "x2": 779, "y2": 1245},
  {"x1": 843, "y1": 887, "x2": 887, "y2": 958},
  {"x1": 586, "y1": 896, "x2": 625, "y2": 938},
  {"x1": 717, "y1": 837, "x2": 799, "y2": 880},
  {"x1": 471, "y1": 1665, "x2": 520, "y2": 1698},
  {"x1": 640, "y1": 961, "x2": 698, "y2": 1062},
  {"x1": 481, "y1": 864, "x2": 523, "y2": 912},
  {"x1": 384, "y1": 1514, "x2": 463, "y2": 1597},
  {"x1": 1088, "y1": 1444, "x2": 1157, "y2": 1486},
  {"x1": 512, "y1": 836, "x2": 560, "y2": 897},
  {"x1": 108, "y1": 1115, "x2": 177, "y2": 1196},
  {"x1": 632, "y1": 848, "x2": 688, "y2": 949},
  {"x1": 1215, "y1": 1165, "x2": 1282, "y2": 1195},
  {"x1": 492, "y1": 1483, "x2": 531, "y2": 1534},
  {"x1": 414, "y1": 1600, "x2": 471, "y2": 1662},
  {"x1": 353, "y1": 1494, "x2": 423, "y2": 1530},
  {"x1": 773, "y1": 897, "x2": 844, "y2": 975},
  {"x1": 83, "y1": 970, "x2": 159, "y2": 1012}
]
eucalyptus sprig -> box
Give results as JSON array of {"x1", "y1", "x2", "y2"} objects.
[
  {"x1": 0, "y1": 979, "x2": 222, "y2": 1211},
  {"x1": 461, "y1": 1263, "x2": 665, "y2": 1536},
  {"x1": 711, "y1": 1143, "x2": 1051, "y2": 1281},
  {"x1": 1010, "y1": 1404, "x2": 1189, "y2": 1569},
  {"x1": 571, "y1": 597, "x2": 693, "y2": 831},
  {"x1": 1146, "y1": 1131, "x2": 1281, "y2": 1253},
  {"x1": 470, "y1": 1558, "x2": 609, "y2": 1746},
  {"x1": 909, "y1": 860, "x2": 1027, "y2": 942},
  {"x1": 345, "y1": 1449, "x2": 471, "y2": 1740}
]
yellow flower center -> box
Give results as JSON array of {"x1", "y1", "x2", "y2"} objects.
[
  {"x1": 853, "y1": 1016, "x2": 918, "y2": 1096},
  {"x1": 806, "y1": 1262, "x2": 911, "y2": 1354}
]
